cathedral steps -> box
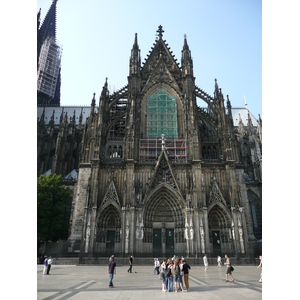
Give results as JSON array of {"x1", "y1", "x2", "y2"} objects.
[{"x1": 48, "y1": 256, "x2": 260, "y2": 266}]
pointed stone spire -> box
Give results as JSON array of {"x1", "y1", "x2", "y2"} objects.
[
  {"x1": 226, "y1": 95, "x2": 232, "y2": 117},
  {"x1": 214, "y1": 78, "x2": 219, "y2": 99},
  {"x1": 247, "y1": 110, "x2": 253, "y2": 127},
  {"x1": 91, "y1": 92, "x2": 96, "y2": 114},
  {"x1": 129, "y1": 33, "x2": 141, "y2": 75},
  {"x1": 181, "y1": 34, "x2": 193, "y2": 76},
  {"x1": 183, "y1": 34, "x2": 189, "y2": 50},
  {"x1": 100, "y1": 77, "x2": 108, "y2": 100}
]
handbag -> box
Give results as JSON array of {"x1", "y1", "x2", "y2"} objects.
[{"x1": 230, "y1": 266, "x2": 234, "y2": 272}]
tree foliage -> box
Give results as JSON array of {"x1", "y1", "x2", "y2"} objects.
[{"x1": 37, "y1": 174, "x2": 72, "y2": 242}]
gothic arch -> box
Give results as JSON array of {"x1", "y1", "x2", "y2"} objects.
[
  {"x1": 140, "y1": 83, "x2": 185, "y2": 138},
  {"x1": 142, "y1": 184, "x2": 185, "y2": 242},
  {"x1": 96, "y1": 204, "x2": 121, "y2": 244},
  {"x1": 208, "y1": 203, "x2": 232, "y2": 252},
  {"x1": 247, "y1": 189, "x2": 262, "y2": 240}
]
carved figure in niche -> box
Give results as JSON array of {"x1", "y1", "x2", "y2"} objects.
[
  {"x1": 140, "y1": 225, "x2": 144, "y2": 240},
  {"x1": 184, "y1": 224, "x2": 189, "y2": 240},
  {"x1": 126, "y1": 223, "x2": 129, "y2": 241},
  {"x1": 161, "y1": 133, "x2": 166, "y2": 150},
  {"x1": 136, "y1": 225, "x2": 140, "y2": 239},
  {"x1": 238, "y1": 227, "x2": 244, "y2": 242},
  {"x1": 231, "y1": 220, "x2": 235, "y2": 240},
  {"x1": 190, "y1": 226, "x2": 194, "y2": 240},
  {"x1": 200, "y1": 226, "x2": 205, "y2": 240},
  {"x1": 85, "y1": 225, "x2": 90, "y2": 253}
]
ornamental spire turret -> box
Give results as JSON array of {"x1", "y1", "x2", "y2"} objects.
[
  {"x1": 181, "y1": 34, "x2": 193, "y2": 76},
  {"x1": 129, "y1": 33, "x2": 141, "y2": 75}
]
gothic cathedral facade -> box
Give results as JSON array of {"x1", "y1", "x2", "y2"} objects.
[
  {"x1": 66, "y1": 27, "x2": 261, "y2": 258},
  {"x1": 37, "y1": 2, "x2": 262, "y2": 259}
]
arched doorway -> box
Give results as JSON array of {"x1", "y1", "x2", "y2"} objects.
[
  {"x1": 96, "y1": 204, "x2": 121, "y2": 256},
  {"x1": 143, "y1": 184, "x2": 185, "y2": 257},
  {"x1": 208, "y1": 204, "x2": 232, "y2": 256}
]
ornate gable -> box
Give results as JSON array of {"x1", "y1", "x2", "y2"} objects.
[
  {"x1": 141, "y1": 26, "x2": 181, "y2": 82},
  {"x1": 101, "y1": 180, "x2": 121, "y2": 209},
  {"x1": 208, "y1": 180, "x2": 227, "y2": 208},
  {"x1": 147, "y1": 150, "x2": 182, "y2": 197}
]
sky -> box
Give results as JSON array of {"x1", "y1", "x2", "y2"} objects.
[{"x1": 37, "y1": 0, "x2": 262, "y2": 119}]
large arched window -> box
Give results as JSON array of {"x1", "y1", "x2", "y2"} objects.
[
  {"x1": 247, "y1": 190, "x2": 262, "y2": 240},
  {"x1": 147, "y1": 88, "x2": 178, "y2": 138}
]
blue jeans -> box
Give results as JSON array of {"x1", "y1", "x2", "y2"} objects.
[
  {"x1": 161, "y1": 272, "x2": 166, "y2": 284},
  {"x1": 167, "y1": 275, "x2": 173, "y2": 292},
  {"x1": 109, "y1": 273, "x2": 114, "y2": 286}
]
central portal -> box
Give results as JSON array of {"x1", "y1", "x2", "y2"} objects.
[
  {"x1": 166, "y1": 229, "x2": 174, "y2": 257},
  {"x1": 143, "y1": 184, "x2": 185, "y2": 258}
]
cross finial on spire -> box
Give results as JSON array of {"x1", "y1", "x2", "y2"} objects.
[
  {"x1": 157, "y1": 25, "x2": 164, "y2": 38},
  {"x1": 244, "y1": 95, "x2": 248, "y2": 110}
]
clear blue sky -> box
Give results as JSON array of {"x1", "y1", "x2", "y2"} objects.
[{"x1": 37, "y1": 0, "x2": 262, "y2": 118}]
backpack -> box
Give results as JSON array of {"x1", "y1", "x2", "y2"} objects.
[
  {"x1": 174, "y1": 264, "x2": 180, "y2": 276},
  {"x1": 165, "y1": 265, "x2": 172, "y2": 278}
]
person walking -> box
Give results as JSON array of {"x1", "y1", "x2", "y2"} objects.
[
  {"x1": 217, "y1": 255, "x2": 222, "y2": 267},
  {"x1": 47, "y1": 256, "x2": 52, "y2": 274},
  {"x1": 225, "y1": 254, "x2": 234, "y2": 282},
  {"x1": 182, "y1": 258, "x2": 191, "y2": 292},
  {"x1": 257, "y1": 255, "x2": 262, "y2": 283},
  {"x1": 43, "y1": 256, "x2": 48, "y2": 275},
  {"x1": 155, "y1": 258, "x2": 160, "y2": 275},
  {"x1": 127, "y1": 255, "x2": 134, "y2": 273},
  {"x1": 108, "y1": 255, "x2": 116, "y2": 287},
  {"x1": 203, "y1": 254, "x2": 208, "y2": 272}
]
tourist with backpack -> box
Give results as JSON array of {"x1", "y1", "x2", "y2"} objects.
[
  {"x1": 166, "y1": 258, "x2": 174, "y2": 292},
  {"x1": 174, "y1": 258, "x2": 186, "y2": 292}
]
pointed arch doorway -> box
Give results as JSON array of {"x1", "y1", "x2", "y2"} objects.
[
  {"x1": 143, "y1": 184, "x2": 185, "y2": 257},
  {"x1": 208, "y1": 204, "x2": 232, "y2": 256}
]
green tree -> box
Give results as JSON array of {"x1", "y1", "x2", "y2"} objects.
[{"x1": 37, "y1": 174, "x2": 72, "y2": 244}]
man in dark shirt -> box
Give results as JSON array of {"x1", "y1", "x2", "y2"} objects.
[
  {"x1": 182, "y1": 259, "x2": 191, "y2": 291},
  {"x1": 108, "y1": 256, "x2": 116, "y2": 287},
  {"x1": 127, "y1": 255, "x2": 134, "y2": 273}
]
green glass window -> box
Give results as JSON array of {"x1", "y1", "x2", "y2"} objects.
[{"x1": 147, "y1": 88, "x2": 178, "y2": 138}]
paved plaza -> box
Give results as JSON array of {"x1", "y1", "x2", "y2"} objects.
[{"x1": 37, "y1": 263, "x2": 262, "y2": 300}]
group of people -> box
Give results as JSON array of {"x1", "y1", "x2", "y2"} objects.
[
  {"x1": 202, "y1": 254, "x2": 234, "y2": 282},
  {"x1": 156, "y1": 256, "x2": 190, "y2": 292},
  {"x1": 106, "y1": 253, "x2": 262, "y2": 288},
  {"x1": 43, "y1": 256, "x2": 53, "y2": 275}
]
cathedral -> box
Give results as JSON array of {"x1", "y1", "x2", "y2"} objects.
[{"x1": 37, "y1": 1, "x2": 262, "y2": 260}]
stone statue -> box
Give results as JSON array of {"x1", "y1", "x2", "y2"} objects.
[
  {"x1": 161, "y1": 133, "x2": 166, "y2": 150},
  {"x1": 126, "y1": 223, "x2": 129, "y2": 241},
  {"x1": 85, "y1": 225, "x2": 90, "y2": 253},
  {"x1": 184, "y1": 225, "x2": 189, "y2": 240},
  {"x1": 231, "y1": 220, "x2": 235, "y2": 240},
  {"x1": 239, "y1": 227, "x2": 244, "y2": 242},
  {"x1": 190, "y1": 226, "x2": 194, "y2": 240}
]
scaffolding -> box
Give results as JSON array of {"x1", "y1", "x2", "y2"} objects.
[
  {"x1": 139, "y1": 137, "x2": 186, "y2": 162},
  {"x1": 37, "y1": 36, "x2": 62, "y2": 99},
  {"x1": 147, "y1": 88, "x2": 178, "y2": 138}
]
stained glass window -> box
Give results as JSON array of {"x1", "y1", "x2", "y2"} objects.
[{"x1": 147, "y1": 88, "x2": 178, "y2": 138}]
